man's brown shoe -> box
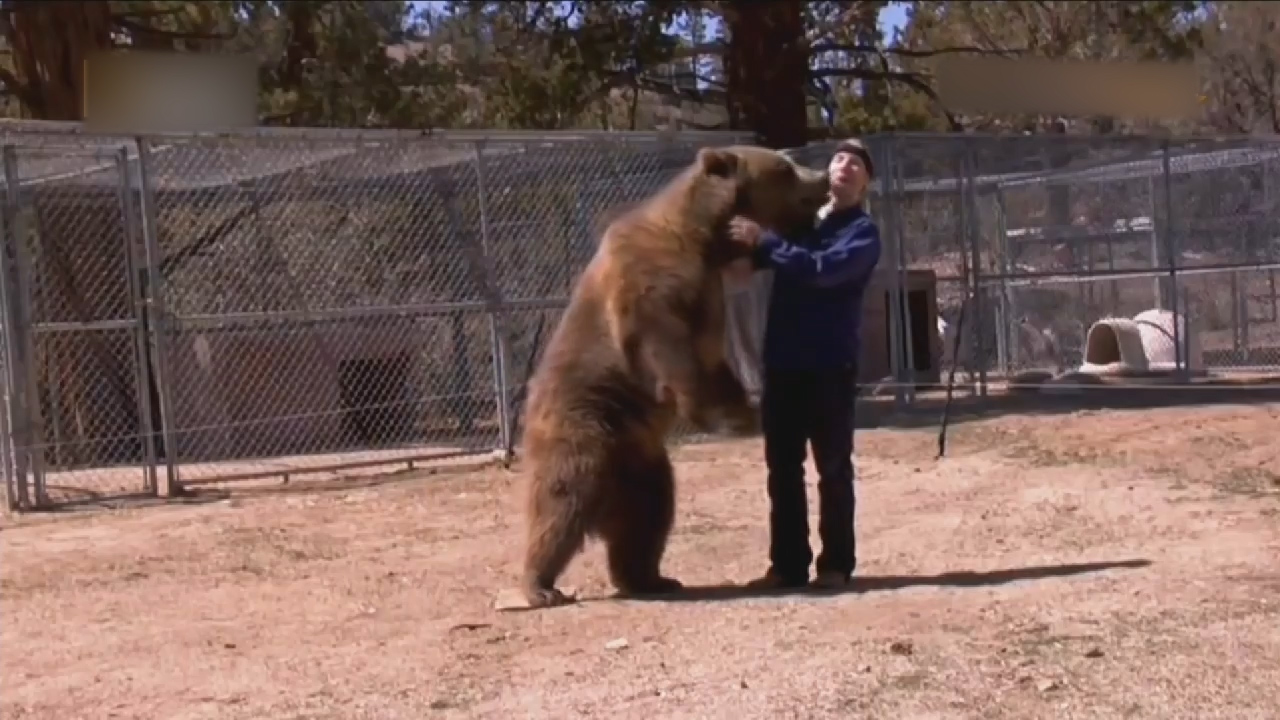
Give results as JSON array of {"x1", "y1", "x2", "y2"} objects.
[
  {"x1": 744, "y1": 569, "x2": 810, "y2": 590},
  {"x1": 810, "y1": 570, "x2": 852, "y2": 590}
]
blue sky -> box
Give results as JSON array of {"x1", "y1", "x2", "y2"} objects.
[
  {"x1": 880, "y1": 3, "x2": 909, "y2": 38},
  {"x1": 671, "y1": 3, "x2": 911, "y2": 42},
  {"x1": 410, "y1": 2, "x2": 910, "y2": 40}
]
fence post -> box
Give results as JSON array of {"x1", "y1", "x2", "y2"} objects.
[
  {"x1": 114, "y1": 146, "x2": 159, "y2": 495},
  {"x1": 0, "y1": 154, "x2": 14, "y2": 508},
  {"x1": 0, "y1": 272, "x2": 13, "y2": 508},
  {"x1": 993, "y1": 186, "x2": 1014, "y2": 375},
  {"x1": 134, "y1": 137, "x2": 180, "y2": 496},
  {"x1": 471, "y1": 141, "x2": 513, "y2": 461},
  {"x1": 894, "y1": 140, "x2": 920, "y2": 406},
  {"x1": 952, "y1": 145, "x2": 974, "y2": 397},
  {"x1": 963, "y1": 138, "x2": 988, "y2": 397},
  {"x1": 879, "y1": 136, "x2": 909, "y2": 408},
  {"x1": 2, "y1": 146, "x2": 47, "y2": 506},
  {"x1": 1159, "y1": 141, "x2": 1186, "y2": 382},
  {"x1": 0, "y1": 146, "x2": 29, "y2": 509}
]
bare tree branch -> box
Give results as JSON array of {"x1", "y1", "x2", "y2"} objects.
[
  {"x1": 113, "y1": 17, "x2": 234, "y2": 43},
  {"x1": 634, "y1": 74, "x2": 726, "y2": 105},
  {"x1": 674, "y1": 41, "x2": 1027, "y2": 60},
  {"x1": 809, "y1": 42, "x2": 1027, "y2": 58},
  {"x1": 109, "y1": 7, "x2": 190, "y2": 22},
  {"x1": 815, "y1": 65, "x2": 964, "y2": 131}
]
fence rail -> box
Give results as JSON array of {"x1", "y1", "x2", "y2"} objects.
[{"x1": 2, "y1": 124, "x2": 1278, "y2": 511}]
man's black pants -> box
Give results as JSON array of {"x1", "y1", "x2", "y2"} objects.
[{"x1": 761, "y1": 364, "x2": 858, "y2": 582}]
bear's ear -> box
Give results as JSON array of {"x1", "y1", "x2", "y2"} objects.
[{"x1": 697, "y1": 147, "x2": 738, "y2": 178}]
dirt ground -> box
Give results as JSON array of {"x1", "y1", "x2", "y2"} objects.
[{"x1": 2, "y1": 401, "x2": 1278, "y2": 720}]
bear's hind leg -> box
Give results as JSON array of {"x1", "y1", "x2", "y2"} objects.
[
  {"x1": 601, "y1": 453, "x2": 683, "y2": 597},
  {"x1": 521, "y1": 486, "x2": 590, "y2": 609}
]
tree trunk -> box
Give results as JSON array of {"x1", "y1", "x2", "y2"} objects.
[
  {"x1": 723, "y1": 0, "x2": 809, "y2": 149},
  {"x1": 3, "y1": 1, "x2": 116, "y2": 120},
  {"x1": 282, "y1": 3, "x2": 320, "y2": 90}
]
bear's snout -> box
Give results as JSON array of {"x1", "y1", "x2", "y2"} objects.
[
  {"x1": 794, "y1": 166, "x2": 830, "y2": 210},
  {"x1": 797, "y1": 166, "x2": 830, "y2": 197}
]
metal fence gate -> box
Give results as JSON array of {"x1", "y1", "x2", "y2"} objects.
[{"x1": 1, "y1": 143, "x2": 158, "y2": 509}]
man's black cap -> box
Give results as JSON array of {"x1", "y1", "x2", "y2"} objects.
[{"x1": 833, "y1": 138, "x2": 874, "y2": 179}]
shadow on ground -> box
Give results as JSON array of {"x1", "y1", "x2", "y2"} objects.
[
  {"x1": 10, "y1": 455, "x2": 504, "y2": 516},
  {"x1": 9, "y1": 487, "x2": 233, "y2": 515},
  {"x1": 616, "y1": 559, "x2": 1154, "y2": 604}
]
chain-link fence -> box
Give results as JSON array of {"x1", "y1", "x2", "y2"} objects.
[
  {"x1": 0, "y1": 122, "x2": 752, "y2": 510},
  {"x1": 3, "y1": 124, "x2": 1278, "y2": 511},
  {"x1": 779, "y1": 134, "x2": 1280, "y2": 407}
]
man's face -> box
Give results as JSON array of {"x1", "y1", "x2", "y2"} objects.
[{"x1": 828, "y1": 150, "x2": 869, "y2": 199}]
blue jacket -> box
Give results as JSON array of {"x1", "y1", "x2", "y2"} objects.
[{"x1": 751, "y1": 206, "x2": 882, "y2": 371}]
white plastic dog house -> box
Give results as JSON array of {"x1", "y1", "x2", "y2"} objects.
[{"x1": 1078, "y1": 308, "x2": 1202, "y2": 376}]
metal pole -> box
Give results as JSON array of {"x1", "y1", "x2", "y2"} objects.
[
  {"x1": 115, "y1": 147, "x2": 158, "y2": 494},
  {"x1": 1147, "y1": 176, "x2": 1162, "y2": 310},
  {"x1": 1230, "y1": 270, "x2": 1242, "y2": 355},
  {"x1": 964, "y1": 140, "x2": 987, "y2": 397},
  {"x1": 3, "y1": 146, "x2": 47, "y2": 506},
  {"x1": 994, "y1": 187, "x2": 1014, "y2": 374},
  {"x1": 880, "y1": 138, "x2": 906, "y2": 408},
  {"x1": 1160, "y1": 142, "x2": 1185, "y2": 381},
  {"x1": 0, "y1": 157, "x2": 23, "y2": 508},
  {"x1": 1270, "y1": 270, "x2": 1278, "y2": 326},
  {"x1": 471, "y1": 141, "x2": 513, "y2": 458},
  {"x1": 0, "y1": 307, "x2": 13, "y2": 508},
  {"x1": 0, "y1": 367, "x2": 12, "y2": 509},
  {"x1": 135, "y1": 137, "x2": 180, "y2": 495},
  {"x1": 892, "y1": 140, "x2": 918, "y2": 405}
]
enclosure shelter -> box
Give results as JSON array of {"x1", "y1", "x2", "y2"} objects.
[
  {"x1": 860, "y1": 268, "x2": 942, "y2": 386},
  {"x1": 1078, "y1": 307, "x2": 1204, "y2": 377},
  {"x1": 1079, "y1": 317, "x2": 1152, "y2": 375},
  {"x1": 1134, "y1": 308, "x2": 1204, "y2": 373}
]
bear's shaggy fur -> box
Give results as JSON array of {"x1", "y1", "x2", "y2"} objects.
[{"x1": 517, "y1": 146, "x2": 830, "y2": 608}]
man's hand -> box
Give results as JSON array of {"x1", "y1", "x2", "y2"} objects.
[{"x1": 726, "y1": 216, "x2": 763, "y2": 249}]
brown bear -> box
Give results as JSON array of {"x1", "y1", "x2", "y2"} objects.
[{"x1": 515, "y1": 145, "x2": 830, "y2": 609}]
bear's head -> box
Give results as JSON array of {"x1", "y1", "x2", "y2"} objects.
[{"x1": 694, "y1": 145, "x2": 831, "y2": 237}]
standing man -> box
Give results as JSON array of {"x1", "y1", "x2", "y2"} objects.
[{"x1": 728, "y1": 139, "x2": 882, "y2": 590}]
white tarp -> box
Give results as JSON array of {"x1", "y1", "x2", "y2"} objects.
[{"x1": 722, "y1": 269, "x2": 774, "y2": 405}]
